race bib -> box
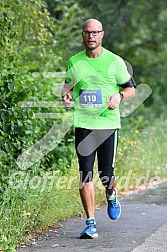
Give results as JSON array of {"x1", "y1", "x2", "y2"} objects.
[{"x1": 79, "y1": 89, "x2": 102, "y2": 107}]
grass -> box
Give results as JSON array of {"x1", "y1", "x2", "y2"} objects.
[
  {"x1": 0, "y1": 162, "x2": 85, "y2": 251},
  {"x1": 0, "y1": 118, "x2": 167, "y2": 251},
  {"x1": 115, "y1": 118, "x2": 167, "y2": 191}
]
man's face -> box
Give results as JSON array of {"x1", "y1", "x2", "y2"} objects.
[{"x1": 82, "y1": 20, "x2": 104, "y2": 50}]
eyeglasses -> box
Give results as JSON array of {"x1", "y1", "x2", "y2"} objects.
[{"x1": 82, "y1": 31, "x2": 103, "y2": 36}]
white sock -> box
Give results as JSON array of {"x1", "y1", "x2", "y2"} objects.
[
  {"x1": 87, "y1": 217, "x2": 96, "y2": 224},
  {"x1": 107, "y1": 191, "x2": 115, "y2": 200}
]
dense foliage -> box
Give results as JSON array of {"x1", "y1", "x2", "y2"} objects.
[
  {"x1": 0, "y1": 0, "x2": 83, "y2": 195},
  {"x1": 0, "y1": 0, "x2": 84, "y2": 249}
]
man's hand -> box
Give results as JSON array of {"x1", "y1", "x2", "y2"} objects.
[
  {"x1": 62, "y1": 93, "x2": 73, "y2": 108},
  {"x1": 107, "y1": 93, "x2": 121, "y2": 110}
]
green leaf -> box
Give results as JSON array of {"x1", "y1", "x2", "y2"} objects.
[
  {"x1": 3, "y1": 123, "x2": 11, "y2": 133},
  {"x1": 1, "y1": 111, "x2": 9, "y2": 120},
  {"x1": 3, "y1": 36, "x2": 9, "y2": 42},
  {"x1": 5, "y1": 142, "x2": 11, "y2": 152},
  {"x1": 14, "y1": 0, "x2": 22, "y2": 4},
  {"x1": 8, "y1": 82, "x2": 14, "y2": 91}
]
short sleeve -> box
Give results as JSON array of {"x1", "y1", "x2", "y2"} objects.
[
  {"x1": 65, "y1": 60, "x2": 73, "y2": 83},
  {"x1": 115, "y1": 57, "x2": 131, "y2": 84}
]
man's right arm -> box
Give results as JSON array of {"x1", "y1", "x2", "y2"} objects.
[
  {"x1": 62, "y1": 58, "x2": 75, "y2": 108},
  {"x1": 61, "y1": 83, "x2": 73, "y2": 108}
]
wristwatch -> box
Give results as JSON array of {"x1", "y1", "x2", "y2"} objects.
[{"x1": 119, "y1": 92, "x2": 124, "y2": 101}]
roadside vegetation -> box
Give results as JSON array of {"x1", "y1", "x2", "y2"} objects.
[{"x1": 0, "y1": 0, "x2": 167, "y2": 251}]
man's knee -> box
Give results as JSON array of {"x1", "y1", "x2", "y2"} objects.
[{"x1": 79, "y1": 170, "x2": 93, "y2": 183}]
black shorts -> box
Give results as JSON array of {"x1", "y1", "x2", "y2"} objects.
[{"x1": 75, "y1": 128, "x2": 118, "y2": 187}]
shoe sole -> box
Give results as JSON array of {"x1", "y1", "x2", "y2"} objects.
[
  {"x1": 117, "y1": 204, "x2": 121, "y2": 219},
  {"x1": 80, "y1": 233, "x2": 98, "y2": 239}
]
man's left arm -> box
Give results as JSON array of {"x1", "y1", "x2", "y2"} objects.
[
  {"x1": 107, "y1": 83, "x2": 136, "y2": 110},
  {"x1": 119, "y1": 86, "x2": 135, "y2": 101},
  {"x1": 108, "y1": 58, "x2": 136, "y2": 110}
]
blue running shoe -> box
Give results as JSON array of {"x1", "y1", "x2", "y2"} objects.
[
  {"x1": 80, "y1": 218, "x2": 98, "y2": 239},
  {"x1": 107, "y1": 189, "x2": 121, "y2": 220}
]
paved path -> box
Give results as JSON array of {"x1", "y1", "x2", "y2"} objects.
[{"x1": 17, "y1": 182, "x2": 167, "y2": 252}]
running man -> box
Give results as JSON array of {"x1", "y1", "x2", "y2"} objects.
[{"x1": 62, "y1": 18, "x2": 136, "y2": 239}]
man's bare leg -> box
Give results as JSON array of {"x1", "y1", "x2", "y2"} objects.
[
  {"x1": 79, "y1": 181, "x2": 98, "y2": 238},
  {"x1": 106, "y1": 178, "x2": 116, "y2": 196},
  {"x1": 79, "y1": 181, "x2": 95, "y2": 218}
]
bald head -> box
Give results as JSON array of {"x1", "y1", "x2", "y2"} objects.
[
  {"x1": 82, "y1": 18, "x2": 104, "y2": 54},
  {"x1": 83, "y1": 19, "x2": 103, "y2": 31}
]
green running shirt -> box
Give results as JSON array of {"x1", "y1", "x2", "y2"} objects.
[{"x1": 65, "y1": 48, "x2": 131, "y2": 129}]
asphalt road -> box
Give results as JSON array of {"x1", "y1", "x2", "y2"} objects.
[{"x1": 17, "y1": 182, "x2": 167, "y2": 252}]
